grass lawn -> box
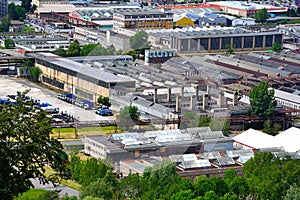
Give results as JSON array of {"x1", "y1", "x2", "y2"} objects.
[
  {"x1": 23, "y1": 25, "x2": 35, "y2": 32},
  {"x1": 14, "y1": 188, "x2": 54, "y2": 200},
  {"x1": 44, "y1": 166, "x2": 81, "y2": 191},
  {"x1": 51, "y1": 126, "x2": 121, "y2": 139}
]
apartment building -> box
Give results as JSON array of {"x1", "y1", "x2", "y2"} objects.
[{"x1": 0, "y1": 0, "x2": 8, "y2": 18}]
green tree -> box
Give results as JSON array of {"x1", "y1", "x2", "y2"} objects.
[
  {"x1": 124, "y1": 50, "x2": 137, "y2": 61},
  {"x1": 225, "y1": 44, "x2": 235, "y2": 55},
  {"x1": 171, "y1": 190, "x2": 194, "y2": 200},
  {"x1": 80, "y1": 179, "x2": 113, "y2": 200},
  {"x1": 15, "y1": 6, "x2": 26, "y2": 21},
  {"x1": 21, "y1": 0, "x2": 32, "y2": 12},
  {"x1": 129, "y1": 30, "x2": 151, "y2": 50},
  {"x1": 120, "y1": 174, "x2": 146, "y2": 198},
  {"x1": 67, "y1": 41, "x2": 81, "y2": 57},
  {"x1": 284, "y1": 184, "x2": 300, "y2": 200},
  {"x1": 263, "y1": 119, "x2": 273, "y2": 135},
  {"x1": 82, "y1": 196, "x2": 104, "y2": 200},
  {"x1": 255, "y1": 8, "x2": 269, "y2": 23},
  {"x1": 29, "y1": 67, "x2": 42, "y2": 82},
  {"x1": 0, "y1": 91, "x2": 64, "y2": 200},
  {"x1": 272, "y1": 42, "x2": 282, "y2": 52},
  {"x1": 52, "y1": 47, "x2": 67, "y2": 57},
  {"x1": 97, "y1": 96, "x2": 111, "y2": 107},
  {"x1": 4, "y1": 38, "x2": 15, "y2": 49},
  {"x1": 220, "y1": 193, "x2": 239, "y2": 200},
  {"x1": 80, "y1": 44, "x2": 98, "y2": 56},
  {"x1": 249, "y1": 82, "x2": 277, "y2": 117},
  {"x1": 1, "y1": 15, "x2": 11, "y2": 32},
  {"x1": 243, "y1": 152, "x2": 300, "y2": 200},
  {"x1": 8, "y1": 3, "x2": 17, "y2": 20}
]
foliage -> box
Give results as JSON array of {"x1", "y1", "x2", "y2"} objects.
[
  {"x1": 183, "y1": 111, "x2": 199, "y2": 128},
  {"x1": 118, "y1": 106, "x2": 141, "y2": 130},
  {"x1": 80, "y1": 44, "x2": 116, "y2": 56},
  {"x1": 52, "y1": 47, "x2": 67, "y2": 57},
  {"x1": 243, "y1": 152, "x2": 300, "y2": 200},
  {"x1": 263, "y1": 119, "x2": 273, "y2": 135},
  {"x1": 29, "y1": 67, "x2": 42, "y2": 82},
  {"x1": 129, "y1": 30, "x2": 151, "y2": 50},
  {"x1": 272, "y1": 42, "x2": 282, "y2": 52},
  {"x1": 249, "y1": 82, "x2": 277, "y2": 117},
  {"x1": 255, "y1": 8, "x2": 269, "y2": 23},
  {"x1": 284, "y1": 184, "x2": 300, "y2": 200},
  {"x1": 67, "y1": 41, "x2": 81, "y2": 57},
  {"x1": 198, "y1": 116, "x2": 231, "y2": 135},
  {"x1": 225, "y1": 44, "x2": 235, "y2": 55},
  {"x1": 21, "y1": 0, "x2": 32, "y2": 12},
  {"x1": 124, "y1": 50, "x2": 137, "y2": 61},
  {"x1": 171, "y1": 190, "x2": 194, "y2": 200},
  {"x1": 14, "y1": 189, "x2": 59, "y2": 200},
  {"x1": 0, "y1": 90, "x2": 64, "y2": 200},
  {"x1": 4, "y1": 38, "x2": 15, "y2": 49},
  {"x1": 1, "y1": 15, "x2": 11, "y2": 32},
  {"x1": 82, "y1": 196, "x2": 104, "y2": 200},
  {"x1": 80, "y1": 179, "x2": 113, "y2": 200},
  {"x1": 8, "y1": 3, "x2": 26, "y2": 20},
  {"x1": 287, "y1": 8, "x2": 298, "y2": 17},
  {"x1": 69, "y1": 153, "x2": 110, "y2": 186},
  {"x1": 97, "y1": 96, "x2": 111, "y2": 107}
]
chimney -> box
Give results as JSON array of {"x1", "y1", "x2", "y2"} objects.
[{"x1": 233, "y1": 91, "x2": 238, "y2": 106}]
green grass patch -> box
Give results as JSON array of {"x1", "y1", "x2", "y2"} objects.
[
  {"x1": 14, "y1": 188, "x2": 56, "y2": 200},
  {"x1": 51, "y1": 126, "x2": 121, "y2": 139},
  {"x1": 23, "y1": 25, "x2": 35, "y2": 32},
  {"x1": 44, "y1": 166, "x2": 81, "y2": 191}
]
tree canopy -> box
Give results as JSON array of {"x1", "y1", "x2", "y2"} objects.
[
  {"x1": 4, "y1": 38, "x2": 15, "y2": 49},
  {"x1": 129, "y1": 30, "x2": 151, "y2": 50},
  {"x1": 272, "y1": 42, "x2": 282, "y2": 52},
  {"x1": 249, "y1": 82, "x2": 277, "y2": 117},
  {"x1": 0, "y1": 91, "x2": 64, "y2": 199},
  {"x1": 1, "y1": 15, "x2": 11, "y2": 32},
  {"x1": 97, "y1": 96, "x2": 111, "y2": 108},
  {"x1": 8, "y1": 3, "x2": 26, "y2": 21},
  {"x1": 255, "y1": 8, "x2": 269, "y2": 23},
  {"x1": 67, "y1": 41, "x2": 81, "y2": 57}
]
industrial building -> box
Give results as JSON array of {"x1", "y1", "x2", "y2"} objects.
[
  {"x1": 0, "y1": 0, "x2": 8, "y2": 18},
  {"x1": 74, "y1": 27, "x2": 130, "y2": 50},
  {"x1": 83, "y1": 127, "x2": 234, "y2": 162},
  {"x1": 207, "y1": 1, "x2": 288, "y2": 17},
  {"x1": 146, "y1": 27, "x2": 283, "y2": 53},
  {"x1": 113, "y1": 8, "x2": 173, "y2": 30},
  {"x1": 32, "y1": 53, "x2": 136, "y2": 102}
]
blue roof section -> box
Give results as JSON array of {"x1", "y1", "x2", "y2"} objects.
[
  {"x1": 259, "y1": 65, "x2": 290, "y2": 76},
  {"x1": 185, "y1": 13, "x2": 200, "y2": 21}
]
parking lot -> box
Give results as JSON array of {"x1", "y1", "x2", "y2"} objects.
[{"x1": 0, "y1": 76, "x2": 114, "y2": 122}]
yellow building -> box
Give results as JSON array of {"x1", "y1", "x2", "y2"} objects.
[
  {"x1": 174, "y1": 16, "x2": 194, "y2": 27},
  {"x1": 34, "y1": 53, "x2": 135, "y2": 102}
]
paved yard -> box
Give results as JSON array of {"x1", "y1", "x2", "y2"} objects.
[{"x1": 0, "y1": 76, "x2": 114, "y2": 121}]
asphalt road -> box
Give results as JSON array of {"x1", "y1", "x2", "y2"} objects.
[{"x1": 31, "y1": 178, "x2": 79, "y2": 198}]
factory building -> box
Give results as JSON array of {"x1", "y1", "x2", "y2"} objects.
[{"x1": 32, "y1": 53, "x2": 136, "y2": 102}]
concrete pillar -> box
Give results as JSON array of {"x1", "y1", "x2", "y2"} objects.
[
  {"x1": 195, "y1": 85, "x2": 199, "y2": 101},
  {"x1": 241, "y1": 36, "x2": 244, "y2": 49},
  {"x1": 190, "y1": 95, "x2": 193, "y2": 110},
  {"x1": 154, "y1": 88, "x2": 158, "y2": 103},
  {"x1": 233, "y1": 91, "x2": 238, "y2": 106},
  {"x1": 167, "y1": 87, "x2": 172, "y2": 102},
  {"x1": 272, "y1": 35, "x2": 275, "y2": 44},
  {"x1": 206, "y1": 84, "x2": 210, "y2": 94},
  {"x1": 180, "y1": 87, "x2": 184, "y2": 97},
  {"x1": 219, "y1": 38, "x2": 222, "y2": 50},
  {"x1": 188, "y1": 39, "x2": 191, "y2": 52},
  {"x1": 197, "y1": 39, "x2": 200, "y2": 51},
  {"x1": 218, "y1": 92, "x2": 225, "y2": 108},
  {"x1": 263, "y1": 35, "x2": 266, "y2": 48},
  {"x1": 208, "y1": 38, "x2": 211, "y2": 52},
  {"x1": 175, "y1": 96, "x2": 179, "y2": 112},
  {"x1": 202, "y1": 94, "x2": 209, "y2": 110},
  {"x1": 252, "y1": 36, "x2": 255, "y2": 49}
]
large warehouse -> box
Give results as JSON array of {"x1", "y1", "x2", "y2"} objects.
[
  {"x1": 148, "y1": 27, "x2": 283, "y2": 53},
  {"x1": 33, "y1": 53, "x2": 136, "y2": 102}
]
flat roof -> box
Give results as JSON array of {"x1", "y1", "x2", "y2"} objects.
[
  {"x1": 36, "y1": 53, "x2": 134, "y2": 84},
  {"x1": 208, "y1": 1, "x2": 287, "y2": 11},
  {"x1": 113, "y1": 8, "x2": 169, "y2": 16}
]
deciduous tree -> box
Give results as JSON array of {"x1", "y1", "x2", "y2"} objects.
[
  {"x1": 67, "y1": 41, "x2": 81, "y2": 57},
  {"x1": 255, "y1": 8, "x2": 269, "y2": 23},
  {"x1": 97, "y1": 96, "x2": 111, "y2": 108},
  {"x1": 129, "y1": 30, "x2": 151, "y2": 50},
  {"x1": 249, "y1": 82, "x2": 277, "y2": 117},
  {"x1": 0, "y1": 91, "x2": 64, "y2": 199}
]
